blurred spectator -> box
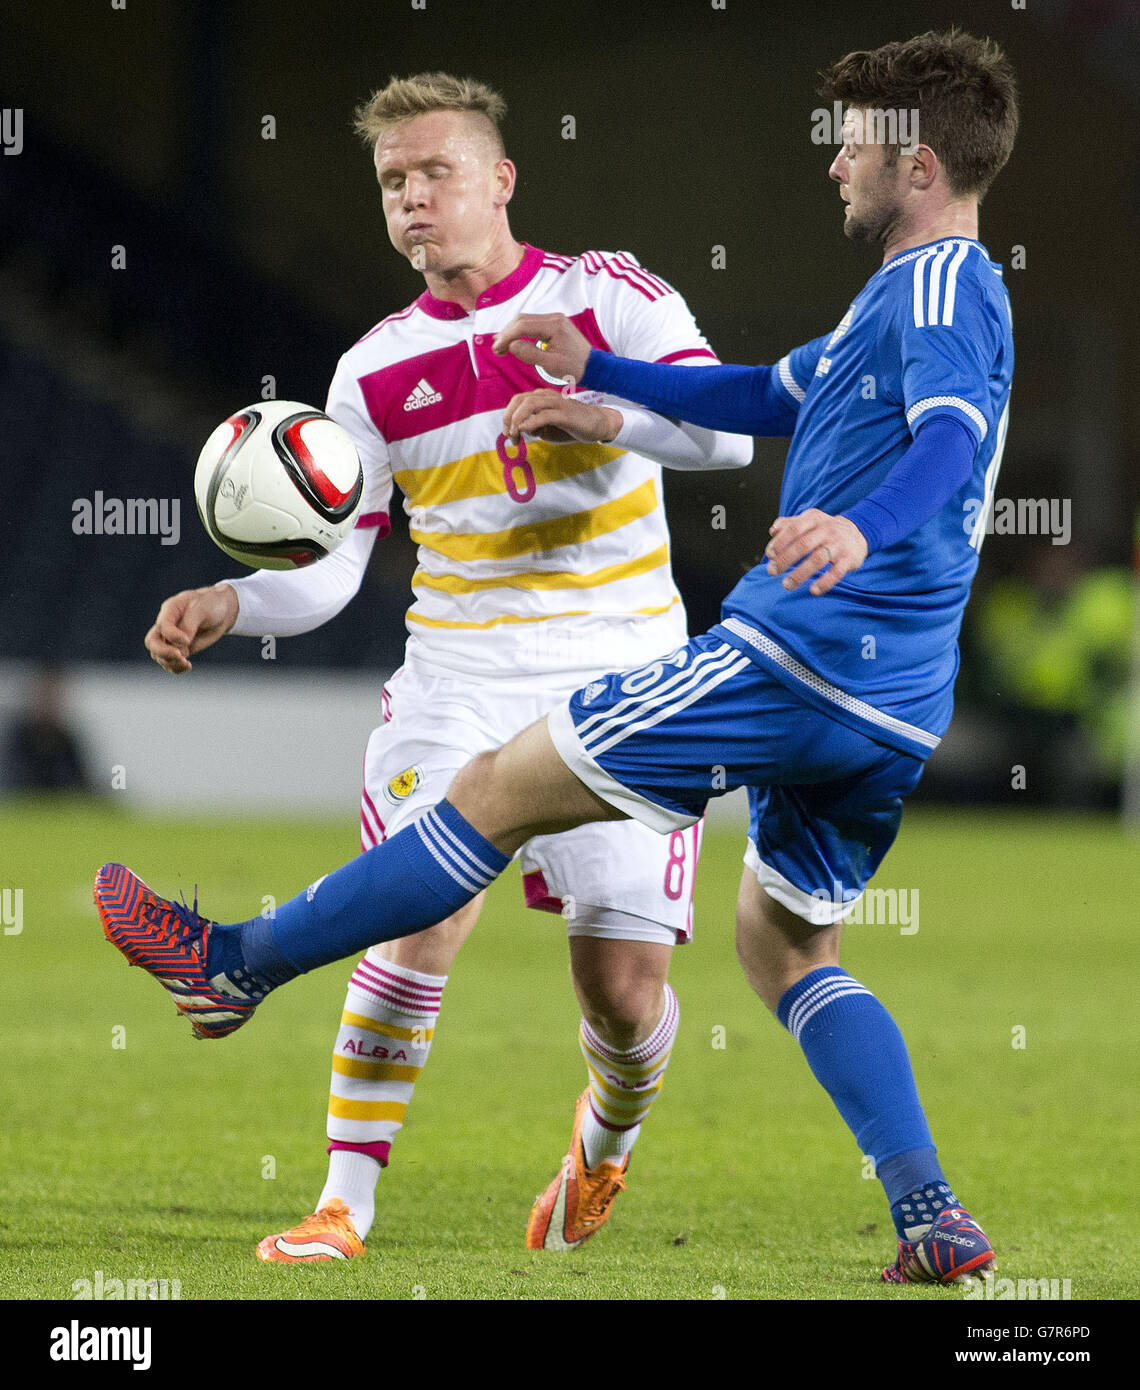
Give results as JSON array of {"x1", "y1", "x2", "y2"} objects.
[
  {"x1": 1, "y1": 663, "x2": 94, "y2": 793},
  {"x1": 973, "y1": 545, "x2": 1134, "y2": 806}
]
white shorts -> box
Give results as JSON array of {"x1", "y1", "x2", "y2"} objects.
[{"x1": 359, "y1": 659, "x2": 701, "y2": 945}]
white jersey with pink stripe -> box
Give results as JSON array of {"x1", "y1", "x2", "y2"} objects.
[{"x1": 324, "y1": 243, "x2": 726, "y2": 679}]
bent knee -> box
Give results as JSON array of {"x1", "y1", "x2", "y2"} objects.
[
  {"x1": 574, "y1": 955, "x2": 671, "y2": 1048},
  {"x1": 579, "y1": 998, "x2": 662, "y2": 1051},
  {"x1": 733, "y1": 924, "x2": 786, "y2": 1013},
  {"x1": 734, "y1": 891, "x2": 840, "y2": 1014},
  {"x1": 447, "y1": 750, "x2": 497, "y2": 805}
]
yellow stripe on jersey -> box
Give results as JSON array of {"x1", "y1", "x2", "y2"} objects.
[
  {"x1": 340, "y1": 1009, "x2": 434, "y2": 1043},
  {"x1": 328, "y1": 1096, "x2": 408, "y2": 1123},
  {"x1": 395, "y1": 441, "x2": 625, "y2": 508},
  {"x1": 406, "y1": 596, "x2": 680, "y2": 632},
  {"x1": 331, "y1": 1055, "x2": 422, "y2": 1083},
  {"x1": 411, "y1": 543, "x2": 671, "y2": 595},
  {"x1": 409, "y1": 478, "x2": 658, "y2": 563}
]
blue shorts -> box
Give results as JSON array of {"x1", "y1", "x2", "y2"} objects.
[{"x1": 546, "y1": 631, "x2": 926, "y2": 923}]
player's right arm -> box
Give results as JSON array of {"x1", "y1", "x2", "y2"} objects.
[
  {"x1": 145, "y1": 524, "x2": 384, "y2": 673},
  {"x1": 494, "y1": 312, "x2": 828, "y2": 438},
  {"x1": 145, "y1": 582, "x2": 239, "y2": 673},
  {"x1": 146, "y1": 356, "x2": 395, "y2": 673}
]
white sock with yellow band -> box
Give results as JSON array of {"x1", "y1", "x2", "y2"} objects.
[
  {"x1": 318, "y1": 953, "x2": 446, "y2": 1239},
  {"x1": 578, "y1": 984, "x2": 679, "y2": 1170}
]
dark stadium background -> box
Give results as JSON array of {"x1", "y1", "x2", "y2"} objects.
[{"x1": 1, "y1": 0, "x2": 1137, "y2": 809}]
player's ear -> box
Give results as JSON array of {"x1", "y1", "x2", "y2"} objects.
[
  {"x1": 906, "y1": 143, "x2": 938, "y2": 191},
  {"x1": 493, "y1": 158, "x2": 517, "y2": 206}
]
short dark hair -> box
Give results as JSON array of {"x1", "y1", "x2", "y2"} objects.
[{"x1": 819, "y1": 29, "x2": 1018, "y2": 199}]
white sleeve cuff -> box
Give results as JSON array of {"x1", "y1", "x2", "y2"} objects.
[{"x1": 610, "y1": 403, "x2": 753, "y2": 471}]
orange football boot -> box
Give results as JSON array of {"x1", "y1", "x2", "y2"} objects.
[
  {"x1": 256, "y1": 1199, "x2": 365, "y2": 1263},
  {"x1": 526, "y1": 1089, "x2": 628, "y2": 1250}
]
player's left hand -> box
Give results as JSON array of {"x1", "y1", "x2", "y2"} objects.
[
  {"x1": 503, "y1": 389, "x2": 623, "y2": 445},
  {"x1": 764, "y1": 509, "x2": 868, "y2": 596}
]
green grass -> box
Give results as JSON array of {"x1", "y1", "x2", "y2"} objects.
[{"x1": 0, "y1": 798, "x2": 1135, "y2": 1300}]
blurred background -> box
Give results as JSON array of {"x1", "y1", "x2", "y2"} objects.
[{"x1": 0, "y1": 0, "x2": 1137, "y2": 817}]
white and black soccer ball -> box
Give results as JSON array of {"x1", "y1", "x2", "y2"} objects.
[{"x1": 194, "y1": 401, "x2": 364, "y2": 569}]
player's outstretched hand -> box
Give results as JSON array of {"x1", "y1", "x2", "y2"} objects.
[
  {"x1": 145, "y1": 584, "x2": 240, "y2": 673},
  {"x1": 492, "y1": 313, "x2": 591, "y2": 383},
  {"x1": 503, "y1": 389, "x2": 623, "y2": 445},
  {"x1": 765, "y1": 510, "x2": 868, "y2": 597}
]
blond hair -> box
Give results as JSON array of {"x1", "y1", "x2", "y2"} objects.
[{"x1": 353, "y1": 72, "x2": 507, "y2": 156}]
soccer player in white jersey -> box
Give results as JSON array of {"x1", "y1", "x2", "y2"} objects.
[{"x1": 144, "y1": 73, "x2": 752, "y2": 1259}]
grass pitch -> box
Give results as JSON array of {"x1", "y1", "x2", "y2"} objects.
[{"x1": 0, "y1": 798, "x2": 1135, "y2": 1301}]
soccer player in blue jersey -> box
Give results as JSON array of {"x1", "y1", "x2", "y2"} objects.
[{"x1": 97, "y1": 30, "x2": 1017, "y2": 1284}]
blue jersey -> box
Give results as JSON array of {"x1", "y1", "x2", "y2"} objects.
[{"x1": 715, "y1": 238, "x2": 1013, "y2": 758}]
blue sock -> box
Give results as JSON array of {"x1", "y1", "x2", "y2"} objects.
[
  {"x1": 206, "y1": 801, "x2": 510, "y2": 990},
  {"x1": 881, "y1": 1160, "x2": 960, "y2": 1242},
  {"x1": 776, "y1": 967, "x2": 950, "y2": 1237}
]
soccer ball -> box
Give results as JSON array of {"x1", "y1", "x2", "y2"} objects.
[{"x1": 194, "y1": 401, "x2": 364, "y2": 569}]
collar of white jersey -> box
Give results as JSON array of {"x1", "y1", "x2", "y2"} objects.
[{"x1": 415, "y1": 242, "x2": 546, "y2": 320}]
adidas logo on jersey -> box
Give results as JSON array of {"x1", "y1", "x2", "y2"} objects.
[{"x1": 403, "y1": 377, "x2": 443, "y2": 411}]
